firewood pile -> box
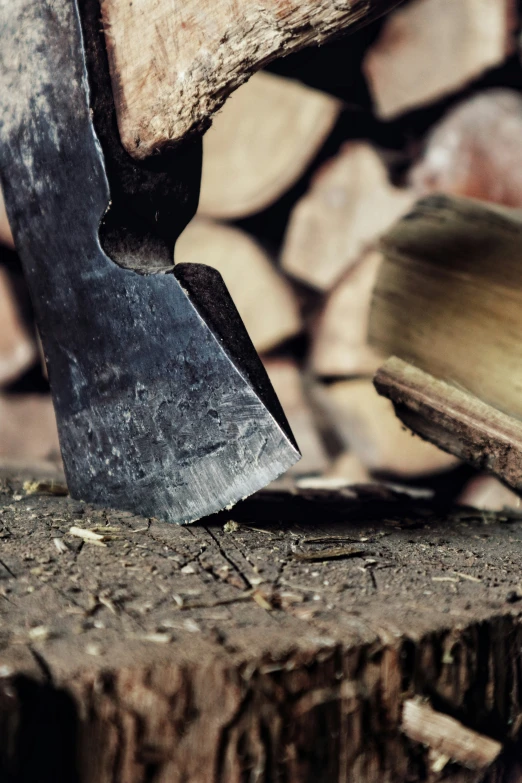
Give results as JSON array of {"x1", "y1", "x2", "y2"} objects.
[{"x1": 1, "y1": 0, "x2": 521, "y2": 511}]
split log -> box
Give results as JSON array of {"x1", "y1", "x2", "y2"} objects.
[
  {"x1": 316, "y1": 378, "x2": 458, "y2": 476},
  {"x1": 310, "y1": 250, "x2": 384, "y2": 377},
  {"x1": 370, "y1": 194, "x2": 522, "y2": 420},
  {"x1": 363, "y1": 0, "x2": 515, "y2": 120},
  {"x1": 374, "y1": 357, "x2": 522, "y2": 494},
  {"x1": 263, "y1": 358, "x2": 329, "y2": 476},
  {"x1": 0, "y1": 185, "x2": 13, "y2": 248},
  {"x1": 410, "y1": 90, "x2": 522, "y2": 206},
  {"x1": 0, "y1": 394, "x2": 60, "y2": 461},
  {"x1": 0, "y1": 266, "x2": 37, "y2": 386},
  {"x1": 175, "y1": 219, "x2": 301, "y2": 353},
  {"x1": 401, "y1": 699, "x2": 502, "y2": 773},
  {"x1": 458, "y1": 475, "x2": 522, "y2": 512},
  {"x1": 100, "y1": 0, "x2": 403, "y2": 159},
  {"x1": 1, "y1": 478, "x2": 522, "y2": 781},
  {"x1": 282, "y1": 143, "x2": 413, "y2": 291},
  {"x1": 198, "y1": 72, "x2": 341, "y2": 220}
]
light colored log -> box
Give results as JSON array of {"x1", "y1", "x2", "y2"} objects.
[
  {"x1": 282, "y1": 143, "x2": 413, "y2": 291},
  {"x1": 175, "y1": 218, "x2": 301, "y2": 353},
  {"x1": 0, "y1": 267, "x2": 37, "y2": 386},
  {"x1": 310, "y1": 250, "x2": 384, "y2": 377},
  {"x1": 458, "y1": 475, "x2": 522, "y2": 512},
  {"x1": 263, "y1": 358, "x2": 329, "y2": 475},
  {"x1": 402, "y1": 699, "x2": 502, "y2": 772},
  {"x1": 199, "y1": 72, "x2": 340, "y2": 220},
  {"x1": 370, "y1": 194, "x2": 522, "y2": 421},
  {"x1": 100, "y1": 0, "x2": 402, "y2": 159},
  {"x1": 410, "y1": 89, "x2": 522, "y2": 207},
  {"x1": 0, "y1": 185, "x2": 14, "y2": 248},
  {"x1": 374, "y1": 357, "x2": 522, "y2": 494},
  {"x1": 316, "y1": 377, "x2": 458, "y2": 476},
  {"x1": 0, "y1": 394, "x2": 60, "y2": 461},
  {"x1": 364, "y1": 0, "x2": 515, "y2": 120}
]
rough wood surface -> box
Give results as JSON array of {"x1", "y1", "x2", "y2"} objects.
[
  {"x1": 370, "y1": 194, "x2": 522, "y2": 421},
  {"x1": 175, "y1": 218, "x2": 301, "y2": 353},
  {"x1": 1, "y1": 476, "x2": 522, "y2": 781},
  {"x1": 401, "y1": 699, "x2": 502, "y2": 772},
  {"x1": 282, "y1": 143, "x2": 413, "y2": 291},
  {"x1": 363, "y1": 0, "x2": 515, "y2": 119},
  {"x1": 374, "y1": 357, "x2": 522, "y2": 494},
  {"x1": 198, "y1": 72, "x2": 340, "y2": 219},
  {"x1": 100, "y1": 0, "x2": 403, "y2": 159}
]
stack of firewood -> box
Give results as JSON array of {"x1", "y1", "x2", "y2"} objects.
[{"x1": 1, "y1": 0, "x2": 521, "y2": 508}]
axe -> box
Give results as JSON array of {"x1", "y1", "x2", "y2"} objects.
[{"x1": 0, "y1": 0, "x2": 399, "y2": 524}]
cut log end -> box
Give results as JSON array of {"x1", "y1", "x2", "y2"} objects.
[{"x1": 100, "y1": 0, "x2": 403, "y2": 159}]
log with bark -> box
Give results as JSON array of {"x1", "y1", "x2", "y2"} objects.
[
  {"x1": 363, "y1": 0, "x2": 515, "y2": 119},
  {"x1": 100, "y1": 0, "x2": 404, "y2": 159},
  {"x1": 0, "y1": 478, "x2": 522, "y2": 781},
  {"x1": 281, "y1": 143, "x2": 413, "y2": 291},
  {"x1": 198, "y1": 72, "x2": 341, "y2": 220}
]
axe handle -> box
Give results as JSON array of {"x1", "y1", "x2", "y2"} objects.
[{"x1": 100, "y1": 0, "x2": 404, "y2": 161}]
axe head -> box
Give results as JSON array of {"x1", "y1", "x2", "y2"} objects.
[{"x1": 0, "y1": 0, "x2": 300, "y2": 523}]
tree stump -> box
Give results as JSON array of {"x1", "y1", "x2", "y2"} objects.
[{"x1": 0, "y1": 475, "x2": 522, "y2": 781}]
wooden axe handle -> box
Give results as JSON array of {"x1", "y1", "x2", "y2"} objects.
[{"x1": 101, "y1": 0, "x2": 403, "y2": 160}]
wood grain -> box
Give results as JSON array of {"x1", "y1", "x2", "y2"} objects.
[
  {"x1": 0, "y1": 475, "x2": 521, "y2": 781},
  {"x1": 100, "y1": 0, "x2": 403, "y2": 159}
]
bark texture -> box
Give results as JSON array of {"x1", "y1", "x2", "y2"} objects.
[
  {"x1": 1, "y1": 475, "x2": 522, "y2": 781},
  {"x1": 100, "y1": 0, "x2": 404, "y2": 159}
]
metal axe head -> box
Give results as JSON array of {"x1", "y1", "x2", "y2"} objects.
[{"x1": 0, "y1": 0, "x2": 300, "y2": 523}]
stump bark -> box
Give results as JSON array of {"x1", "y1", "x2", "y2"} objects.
[{"x1": 0, "y1": 475, "x2": 522, "y2": 781}]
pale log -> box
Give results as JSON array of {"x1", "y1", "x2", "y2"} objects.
[
  {"x1": 199, "y1": 72, "x2": 340, "y2": 220},
  {"x1": 363, "y1": 0, "x2": 515, "y2": 120},
  {"x1": 175, "y1": 218, "x2": 301, "y2": 353},
  {"x1": 374, "y1": 357, "x2": 522, "y2": 494},
  {"x1": 410, "y1": 90, "x2": 522, "y2": 206},
  {"x1": 402, "y1": 699, "x2": 502, "y2": 772},
  {"x1": 100, "y1": 0, "x2": 404, "y2": 159},
  {"x1": 0, "y1": 393, "x2": 60, "y2": 462},
  {"x1": 263, "y1": 358, "x2": 329, "y2": 475},
  {"x1": 282, "y1": 143, "x2": 413, "y2": 291},
  {"x1": 0, "y1": 266, "x2": 37, "y2": 386},
  {"x1": 310, "y1": 250, "x2": 384, "y2": 377},
  {"x1": 458, "y1": 474, "x2": 522, "y2": 512}
]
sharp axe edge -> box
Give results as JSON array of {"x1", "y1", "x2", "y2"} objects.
[{"x1": 0, "y1": 0, "x2": 300, "y2": 524}]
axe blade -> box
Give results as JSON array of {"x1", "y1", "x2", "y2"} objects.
[{"x1": 0, "y1": 0, "x2": 300, "y2": 523}]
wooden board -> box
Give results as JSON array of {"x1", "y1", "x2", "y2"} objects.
[
  {"x1": 1, "y1": 474, "x2": 522, "y2": 781},
  {"x1": 100, "y1": 0, "x2": 403, "y2": 159}
]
